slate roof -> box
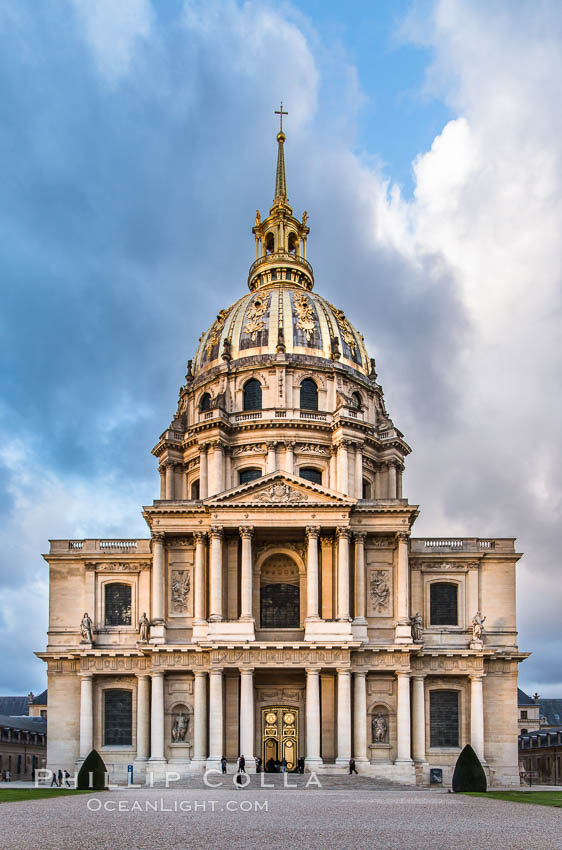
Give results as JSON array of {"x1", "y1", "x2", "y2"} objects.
[
  {"x1": 0, "y1": 714, "x2": 47, "y2": 733},
  {"x1": 0, "y1": 697, "x2": 29, "y2": 716},
  {"x1": 32, "y1": 689, "x2": 48, "y2": 705},
  {"x1": 539, "y1": 699, "x2": 562, "y2": 727}
]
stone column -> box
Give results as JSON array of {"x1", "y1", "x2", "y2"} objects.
[
  {"x1": 395, "y1": 672, "x2": 412, "y2": 763},
  {"x1": 336, "y1": 669, "x2": 352, "y2": 765},
  {"x1": 411, "y1": 675, "x2": 426, "y2": 763},
  {"x1": 353, "y1": 672, "x2": 368, "y2": 763},
  {"x1": 240, "y1": 527, "x2": 254, "y2": 620},
  {"x1": 337, "y1": 441, "x2": 349, "y2": 496},
  {"x1": 151, "y1": 532, "x2": 165, "y2": 624},
  {"x1": 395, "y1": 532, "x2": 412, "y2": 644},
  {"x1": 224, "y1": 447, "x2": 232, "y2": 492},
  {"x1": 239, "y1": 669, "x2": 255, "y2": 768},
  {"x1": 336, "y1": 528, "x2": 351, "y2": 621},
  {"x1": 149, "y1": 672, "x2": 165, "y2": 763},
  {"x1": 305, "y1": 669, "x2": 322, "y2": 767},
  {"x1": 397, "y1": 464, "x2": 403, "y2": 499},
  {"x1": 79, "y1": 674, "x2": 93, "y2": 759},
  {"x1": 207, "y1": 669, "x2": 224, "y2": 768},
  {"x1": 209, "y1": 442, "x2": 224, "y2": 496},
  {"x1": 165, "y1": 462, "x2": 175, "y2": 500},
  {"x1": 135, "y1": 674, "x2": 150, "y2": 762},
  {"x1": 199, "y1": 444, "x2": 209, "y2": 499},
  {"x1": 209, "y1": 527, "x2": 223, "y2": 621},
  {"x1": 159, "y1": 466, "x2": 165, "y2": 500},
  {"x1": 354, "y1": 442, "x2": 363, "y2": 499},
  {"x1": 470, "y1": 674, "x2": 485, "y2": 762},
  {"x1": 192, "y1": 671, "x2": 208, "y2": 765},
  {"x1": 374, "y1": 463, "x2": 383, "y2": 499},
  {"x1": 284, "y1": 441, "x2": 294, "y2": 475},
  {"x1": 353, "y1": 532, "x2": 367, "y2": 624},
  {"x1": 329, "y1": 446, "x2": 337, "y2": 490},
  {"x1": 387, "y1": 461, "x2": 398, "y2": 499},
  {"x1": 305, "y1": 527, "x2": 320, "y2": 621},
  {"x1": 194, "y1": 531, "x2": 207, "y2": 622},
  {"x1": 181, "y1": 464, "x2": 188, "y2": 500},
  {"x1": 266, "y1": 441, "x2": 277, "y2": 473}
]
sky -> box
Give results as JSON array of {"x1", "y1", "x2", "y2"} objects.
[{"x1": 0, "y1": 0, "x2": 561, "y2": 698}]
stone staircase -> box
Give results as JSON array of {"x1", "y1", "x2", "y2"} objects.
[{"x1": 151, "y1": 773, "x2": 415, "y2": 791}]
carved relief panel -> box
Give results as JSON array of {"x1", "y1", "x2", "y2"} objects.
[
  {"x1": 367, "y1": 566, "x2": 393, "y2": 617},
  {"x1": 168, "y1": 549, "x2": 194, "y2": 618}
]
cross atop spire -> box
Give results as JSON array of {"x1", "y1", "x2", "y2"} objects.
[{"x1": 275, "y1": 101, "x2": 288, "y2": 133}]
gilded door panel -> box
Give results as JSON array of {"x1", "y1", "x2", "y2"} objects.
[{"x1": 262, "y1": 706, "x2": 299, "y2": 770}]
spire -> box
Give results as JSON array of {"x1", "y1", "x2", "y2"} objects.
[{"x1": 274, "y1": 102, "x2": 288, "y2": 202}]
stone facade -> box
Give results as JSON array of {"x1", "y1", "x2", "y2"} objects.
[{"x1": 37, "y1": 124, "x2": 528, "y2": 786}]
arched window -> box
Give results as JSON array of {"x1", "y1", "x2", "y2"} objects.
[
  {"x1": 362, "y1": 480, "x2": 371, "y2": 499},
  {"x1": 521, "y1": 728, "x2": 528, "y2": 735},
  {"x1": 260, "y1": 583, "x2": 300, "y2": 628},
  {"x1": 300, "y1": 467, "x2": 322, "y2": 485},
  {"x1": 105, "y1": 583, "x2": 131, "y2": 626},
  {"x1": 430, "y1": 583, "x2": 458, "y2": 625},
  {"x1": 352, "y1": 391, "x2": 363, "y2": 409},
  {"x1": 199, "y1": 392, "x2": 211, "y2": 411},
  {"x1": 300, "y1": 378, "x2": 318, "y2": 410},
  {"x1": 243, "y1": 378, "x2": 262, "y2": 411},
  {"x1": 265, "y1": 232, "x2": 275, "y2": 254},
  {"x1": 190, "y1": 480, "x2": 200, "y2": 499},
  {"x1": 430, "y1": 690, "x2": 459, "y2": 747},
  {"x1": 239, "y1": 468, "x2": 262, "y2": 485},
  {"x1": 104, "y1": 689, "x2": 132, "y2": 746},
  {"x1": 288, "y1": 232, "x2": 298, "y2": 254}
]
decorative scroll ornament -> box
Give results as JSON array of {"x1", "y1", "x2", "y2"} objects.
[
  {"x1": 255, "y1": 482, "x2": 307, "y2": 503},
  {"x1": 171, "y1": 570, "x2": 191, "y2": 613},
  {"x1": 205, "y1": 309, "x2": 229, "y2": 355},
  {"x1": 330, "y1": 305, "x2": 357, "y2": 354},
  {"x1": 369, "y1": 570, "x2": 390, "y2": 611},
  {"x1": 244, "y1": 294, "x2": 270, "y2": 340},
  {"x1": 293, "y1": 294, "x2": 316, "y2": 340}
]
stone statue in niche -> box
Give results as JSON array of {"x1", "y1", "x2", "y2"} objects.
[
  {"x1": 171, "y1": 570, "x2": 191, "y2": 614},
  {"x1": 372, "y1": 713, "x2": 388, "y2": 744},
  {"x1": 80, "y1": 612, "x2": 93, "y2": 644},
  {"x1": 370, "y1": 571, "x2": 390, "y2": 612},
  {"x1": 171, "y1": 712, "x2": 189, "y2": 742},
  {"x1": 138, "y1": 612, "x2": 150, "y2": 642},
  {"x1": 472, "y1": 611, "x2": 486, "y2": 641},
  {"x1": 409, "y1": 611, "x2": 424, "y2": 643}
]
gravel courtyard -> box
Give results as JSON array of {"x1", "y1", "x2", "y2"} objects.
[{"x1": 2, "y1": 787, "x2": 561, "y2": 850}]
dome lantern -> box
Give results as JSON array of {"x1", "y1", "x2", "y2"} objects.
[{"x1": 249, "y1": 104, "x2": 312, "y2": 292}]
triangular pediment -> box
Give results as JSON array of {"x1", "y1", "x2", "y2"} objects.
[{"x1": 204, "y1": 471, "x2": 356, "y2": 508}]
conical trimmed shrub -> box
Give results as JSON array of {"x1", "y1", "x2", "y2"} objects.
[
  {"x1": 77, "y1": 749, "x2": 107, "y2": 790},
  {"x1": 452, "y1": 744, "x2": 487, "y2": 792}
]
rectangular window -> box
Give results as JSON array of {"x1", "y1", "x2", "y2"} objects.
[
  {"x1": 104, "y1": 689, "x2": 132, "y2": 746},
  {"x1": 430, "y1": 583, "x2": 458, "y2": 625},
  {"x1": 430, "y1": 690, "x2": 459, "y2": 747},
  {"x1": 521, "y1": 710, "x2": 528, "y2": 720},
  {"x1": 105, "y1": 583, "x2": 132, "y2": 626}
]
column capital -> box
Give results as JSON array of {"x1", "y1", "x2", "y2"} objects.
[
  {"x1": 412, "y1": 673, "x2": 426, "y2": 681},
  {"x1": 210, "y1": 526, "x2": 224, "y2": 539},
  {"x1": 305, "y1": 526, "x2": 320, "y2": 539},
  {"x1": 336, "y1": 526, "x2": 352, "y2": 540},
  {"x1": 305, "y1": 667, "x2": 321, "y2": 675},
  {"x1": 266, "y1": 440, "x2": 278, "y2": 449},
  {"x1": 469, "y1": 673, "x2": 485, "y2": 681},
  {"x1": 193, "y1": 670, "x2": 208, "y2": 679},
  {"x1": 337, "y1": 438, "x2": 353, "y2": 449},
  {"x1": 330, "y1": 445, "x2": 338, "y2": 457},
  {"x1": 336, "y1": 668, "x2": 352, "y2": 676},
  {"x1": 152, "y1": 531, "x2": 165, "y2": 543},
  {"x1": 193, "y1": 530, "x2": 208, "y2": 543},
  {"x1": 78, "y1": 672, "x2": 94, "y2": 680},
  {"x1": 353, "y1": 670, "x2": 367, "y2": 679},
  {"x1": 151, "y1": 671, "x2": 165, "y2": 679},
  {"x1": 353, "y1": 531, "x2": 367, "y2": 542},
  {"x1": 395, "y1": 670, "x2": 411, "y2": 679},
  {"x1": 209, "y1": 667, "x2": 224, "y2": 675},
  {"x1": 199, "y1": 442, "x2": 209, "y2": 454},
  {"x1": 239, "y1": 667, "x2": 255, "y2": 676},
  {"x1": 239, "y1": 526, "x2": 254, "y2": 539},
  {"x1": 284, "y1": 440, "x2": 296, "y2": 450},
  {"x1": 319, "y1": 535, "x2": 333, "y2": 547},
  {"x1": 353, "y1": 440, "x2": 365, "y2": 450},
  {"x1": 396, "y1": 531, "x2": 410, "y2": 543},
  {"x1": 135, "y1": 673, "x2": 151, "y2": 680}
]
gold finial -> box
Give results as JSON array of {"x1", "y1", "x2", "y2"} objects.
[{"x1": 275, "y1": 101, "x2": 288, "y2": 134}]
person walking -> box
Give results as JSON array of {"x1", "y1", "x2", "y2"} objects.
[
  {"x1": 50, "y1": 770, "x2": 58, "y2": 787},
  {"x1": 349, "y1": 758, "x2": 358, "y2": 775},
  {"x1": 63, "y1": 770, "x2": 71, "y2": 787},
  {"x1": 57, "y1": 768, "x2": 63, "y2": 787},
  {"x1": 280, "y1": 757, "x2": 287, "y2": 773},
  {"x1": 238, "y1": 754, "x2": 246, "y2": 773},
  {"x1": 221, "y1": 756, "x2": 227, "y2": 775},
  {"x1": 256, "y1": 756, "x2": 262, "y2": 773}
]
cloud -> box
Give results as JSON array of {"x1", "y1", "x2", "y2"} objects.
[
  {"x1": 0, "y1": 0, "x2": 560, "y2": 696},
  {"x1": 69, "y1": 0, "x2": 153, "y2": 84}
]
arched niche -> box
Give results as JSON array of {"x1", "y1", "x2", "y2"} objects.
[{"x1": 254, "y1": 549, "x2": 306, "y2": 630}]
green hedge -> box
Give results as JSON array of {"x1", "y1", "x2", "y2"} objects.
[
  {"x1": 77, "y1": 749, "x2": 108, "y2": 790},
  {"x1": 452, "y1": 744, "x2": 487, "y2": 792}
]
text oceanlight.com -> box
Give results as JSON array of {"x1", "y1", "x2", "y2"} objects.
[{"x1": 86, "y1": 799, "x2": 269, "y2": 813}]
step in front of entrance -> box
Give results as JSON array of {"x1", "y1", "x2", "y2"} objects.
[{"x1": 149, "y1": 774, "x2": 415, "y2": 791}]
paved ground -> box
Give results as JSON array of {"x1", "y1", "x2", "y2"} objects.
[{"x1": 1, "y1": 787, "x2": 561, "y2": 850}]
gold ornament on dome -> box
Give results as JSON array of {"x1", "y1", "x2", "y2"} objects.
[
  {"x1": 243, "y1": 293, "x2": 270, "y2": 340},
  {"x1": 293, "y1": 293, "x2": 316, "y2": 340},
  {"x1": 205, "y1": 309, "x2": 229, "y2": 355},
  {"x1": 329, "y1": 304, "x2": 357, "y2": 354}
]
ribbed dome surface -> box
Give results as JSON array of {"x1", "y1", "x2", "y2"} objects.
[{"x1": 193, "y1": 283, "x2": 369, "y2": 377}]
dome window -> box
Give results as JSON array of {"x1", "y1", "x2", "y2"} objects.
[
  {"x1": 288, "y1": 232, "x2": 298, "y2": 255},
  {"x1": 265, "y1": 232, "x2": 275, "y2": 254},
  {"x1": 199, "y1": 392, "x2": 211, "y2": 411},
  {"x1": 190, "y1": 480, "x2": 200, "y2": 500},
  {"x1": 243, "y1": 378, "x2": 262, "y2": 411},
  {"x1": 352, "y1": 391, "x2": 363, "y2": 410},
  {"x1": 362, "y1": 480, "x2": 371, "y2": 499},
  {"x1": 300, "y1": 467, "x2": 322, "y2": 485},
  {"x1": 239, "y1": 468, "x2": 262, "y2": 485},
  {"x1": 300, "y1": 378, "x2": 318, "y2": 411}
]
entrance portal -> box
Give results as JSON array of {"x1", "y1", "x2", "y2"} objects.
[{"x1": 261, "y1": 706, "x2": 299, "y2": 771}]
